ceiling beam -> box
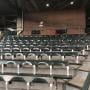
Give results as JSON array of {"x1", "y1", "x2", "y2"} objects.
[
  {"x1": 82, "y1": 0, "x2": 89, "y2": 8},
  {"x1": 17, "y1": 0, "x2": 24, "y2": 8},
  {"x1": 25, "y1": 1, "x2": 34, "y2": 12},
  {"x1": 5, "y1": 0, "x2": 16, "y2": 9},
  {"x1": 29, "y1": 0, "x2": 40, "y2": 11}
]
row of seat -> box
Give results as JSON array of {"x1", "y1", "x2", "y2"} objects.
[
  {"x1": 0, "y1": 73, "x2": 72, "y2": 90},
  {"x1": 0, "y1": 59, "x2": 74, "y2": 90},
  {"x1": 0, "y1": 35, "x2": 88, "y2": 64},
  {"x1": 2, "y1": 40, "x2": 90, "y2": 48},
  {"x1": 0, "y1": 35, "x2": 89, "y2": 90},
  {"x1": 0, "y1": 52, "x2": 87, "y2": 63},
  {"x1": 1, "y1": 35, "x2": 90, "y2": 52},
  {"x1": 0, "y1": 41, "x2": 88, "y2": 46},
  {"x1": 0, "y1": 60, "x2": 72, "y2": 75},
  {"x1": 0, "y1": 44, "x2": 88, "y2": 53},
  {"x1": 4, "y1": 34, "x2": 90, "y2": 40}
]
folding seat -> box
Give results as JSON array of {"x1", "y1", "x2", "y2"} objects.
[
  {"x1": 40, "y1": 53, "x2": 51, "y2": 60},
  {"x1": 3, "y1": 48, "x2": 11, "y2": 52},
  {"x1": 13, "y1": 41, "x2": 17, "y2": 44},
  {"x1": 32, "y1": 42, "x2": 37, "y2": 46},
  {"x1": 31, "y1": 47, "x2": 40, "y2": 52},
  {"x1": 21, "y1": 61, "x2": 33, "y2": 74},
  {"x1": 4, "y1": 61, "x2": 17, "y2": 73},
  {"x1": 42, "y1": 47, "x2": 50, "y2": 52},
  {"x1": 3, "y1": 53, "x2": 14, "y2": 60},
  {"x1": 0, "y1": 44, "x2": 3, "y2": 48},
  {"x1": 6, "y1": 39, "x2": 10, "y2": 42},
  {"x1": 20, "y1": 44, "x2": 26, "y2": 47},
  {"x1": 12, "y1": 48, "x2": 20, "y2": 52},
  {"x1": 21, "y1": 47, "x2": 30, "y2": 52},
  {"x1": 24, "y1": 40, "x2": 30, "y2": 45},
  {"x1": 18, "y1": 41, "x2": 24, "y2": 45},
  {"x1": 12, "y1": 45, "x2": 19, "y2": 49},
  {"x1": 26, "y1": 53, "x2": 36, "y2": 60},
  {"x1": 52, "y1": 47, "x2": 60, "y2": 52},
  {"x1": 5, "y1": 45, "x2": 11, "y2": 48},
  {"x1": 31, "y1": 78, "x2": 50, "y2": 90},
  {"x1": 14, "y1": 53, "x2": 25, "y2": 60},
  {"x1": 5, "y1": 42, "x2": 11, "y2": 45},
  {"x1": 51, "y1": 52, "x2": 61, "y2": 60},
  {"x1": 37, "y1": 62, "x2": 50, "y2": 75},
  {"x1": 8, "y1": 77, "x2": 26, "y2": 90},
  {"x1": 12, "y1": 39, "x2": 16, "y2": 42}
]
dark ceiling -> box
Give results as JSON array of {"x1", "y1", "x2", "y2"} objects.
[
  {"x1": 24, "y1": 0, "x2": 90, "y2": 12},
  {"x1": 0, "y1": 0, "x2": 23, "y2": 15},
  {"x1": 0, "y1": 0, "x2": 90, "y2": 15}
]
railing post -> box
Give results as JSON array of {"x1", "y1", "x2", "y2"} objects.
[
  {"x1": 27, "y1": 82, "x2": 30, "y2": 90},
  {"x1": 50, "y1": 65, "x2": 53, "y2": 75},
  {"x1": 62, "y1": 56, "x2": 65, "y2": 61},
  {"x1": 17, "y1": 64, "x2": 20, "y2": 74},
  {"x1": 76, "y1": 56, "x2": 79, "y2": 63},
  {"x1": 82, "y1": 49, "x2": 85, "y2": 55},
  {"x1": 33, "y1": 65, "x2": 36, "y2": 75},
  {"x1": 50, "y1": 82, "x2": 53, "y2": 90},
  {"x1": 1, "y1": 64, "x2": 4, "y2": 74},
  {"x1": 35, "y1": 55, "x2": 38, "y2": 60},
  {"x1": 86, "y1": 45, "x2": 89, "y2": 50},
  {"x1": 49, "y1": 55, "x2": 51, "y2": 60},
  {"x1": 5, "y1": 81, "x2": 8, "y2": 90},
  {"x1": 66, "y1": 65, "x2": 70, "y2": 76}
]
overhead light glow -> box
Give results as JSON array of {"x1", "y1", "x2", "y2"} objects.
[
  {"x1": 70, "y1": 1, "x2": 74, "y2": 5},
  {"x1": 46, "y1": 3, "x2": 50, "y2": 7}
]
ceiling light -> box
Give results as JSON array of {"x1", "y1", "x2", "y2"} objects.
[
  {"x1": 70, "y1": 1, "x2": 74, "y2": 5},
  {"x1": 46, "y1": 3, "x2": 50, "y2": 7}
]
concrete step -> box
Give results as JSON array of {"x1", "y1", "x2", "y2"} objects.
[{"x1": 66, "y1": 71, "x2": 88, "y2": 90}]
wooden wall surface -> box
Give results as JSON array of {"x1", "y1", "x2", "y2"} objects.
[{"x1": 22, "y1": 8, "x2": 86, "y2": 35}]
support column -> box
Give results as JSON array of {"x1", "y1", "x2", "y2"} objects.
[{"x1": 17, "y1": 17, "x2": 23, "y2": 35}]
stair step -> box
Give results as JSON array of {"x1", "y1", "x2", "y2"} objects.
[
  {"x1": 79, "y1": 66, "x2": 90, "y2": 72},
  {"x1": 67, "y1": 74, "x2": 88, "y2": 88}
]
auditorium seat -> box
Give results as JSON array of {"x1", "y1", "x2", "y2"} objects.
[
  {"x1": 4, "y1": 61, "x2": 17, "y2": 73},
  {"x1": 0, "y1": 35, "x2": 89, "y2": 90},
  {"x1": 3, "y1": 53, "x2": 13, "y2": 60},
  {"x1": 26, "y1": 53, "x2": 37, "y2": 60},
  {"x1": 14, "y1": 53, "x2": 25, "y2": 60}
]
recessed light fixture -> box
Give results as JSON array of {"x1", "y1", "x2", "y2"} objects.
[
  {"x1": 46, "y1": 3, "x2": 50, "y2": 7},
  {"x1": 70, "y1": 1, "x2": 74, "y2": 5}
]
